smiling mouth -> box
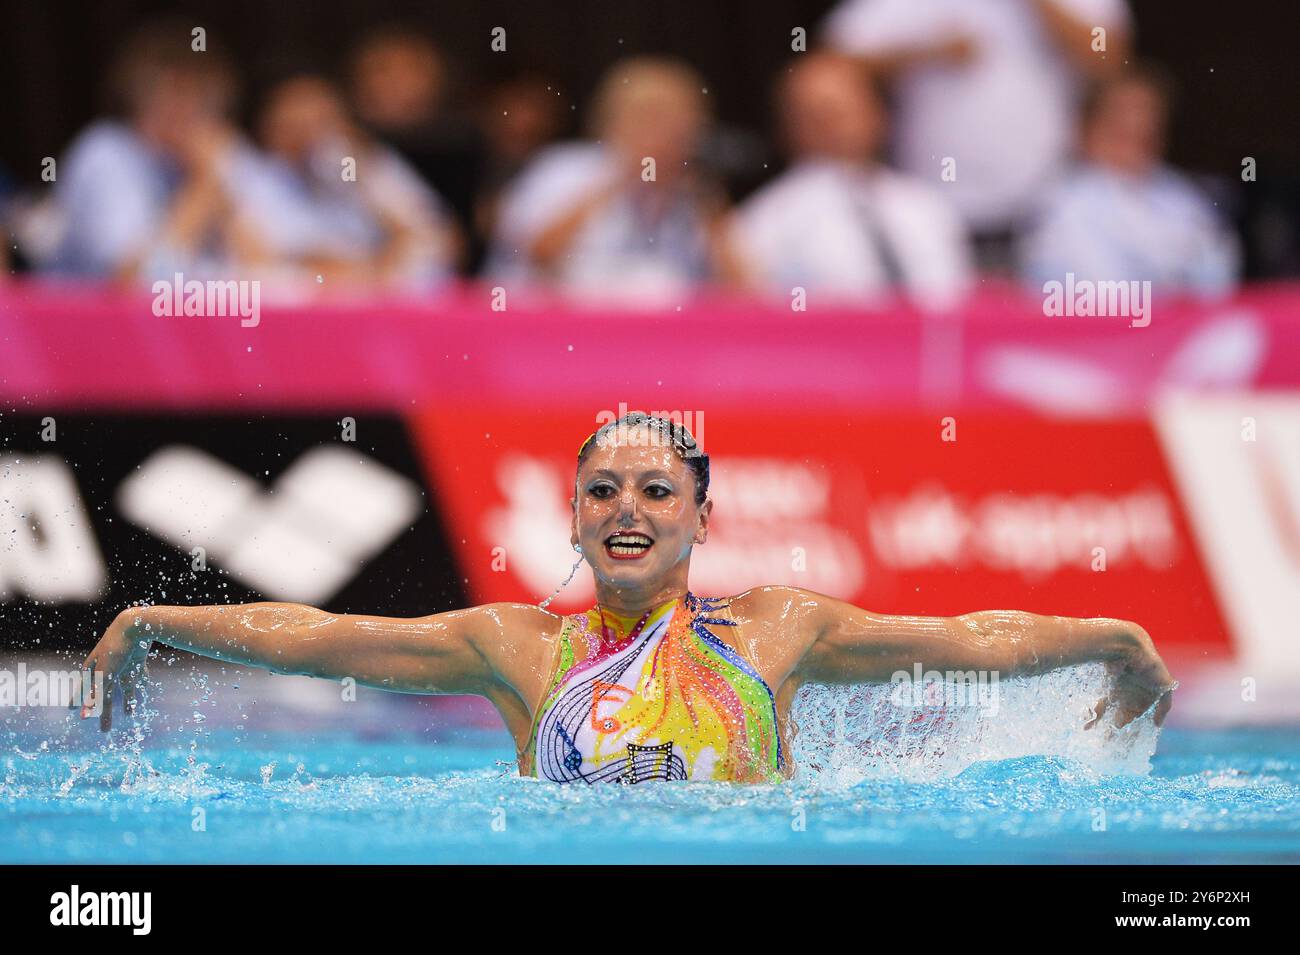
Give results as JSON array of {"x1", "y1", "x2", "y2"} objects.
[{"x1": 604, "y1": 532, "x2": 655, "y2": 559}]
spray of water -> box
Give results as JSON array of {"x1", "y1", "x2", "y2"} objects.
[
  {"x1": 538, "y1": 550, "x2": 586, "y2": 611},
  {"x1": 791, "y1": 662, "x2": 1161, "y2": 787}
]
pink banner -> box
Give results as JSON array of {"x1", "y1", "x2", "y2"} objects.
[{"x1": 2, "y1": 280, "x2": 1298, "y2": 411}]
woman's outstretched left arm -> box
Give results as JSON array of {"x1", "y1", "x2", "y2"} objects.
[{"x1": 752, "y1": 587, "x2": 1175, "y2": 728}]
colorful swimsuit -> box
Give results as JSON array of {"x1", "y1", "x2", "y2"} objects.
[{"x1": 526, "y1": 592, "x2": 783, "y2": 784}]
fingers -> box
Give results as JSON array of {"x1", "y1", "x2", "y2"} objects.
[
  {"x1": 120, "y1": 667, "x2": 135, "y2": 717},
  {"x1": 1136, "y1": 657, "x2": 1174, "y2": 695},
  {"x1": 68, "y1": 653, "x2": 89, "y2": 709},
  {"x1": 79, "y1": 657, "x2": 97, "y2": 719},
  {"x1": 99, "y1": 670, "x2": 115, "y2": 732},
  {"x1": 1112, "y1": 701, "x2": 1141, "y2": 729},
  {"x1": 1116, "y1": 672, "x2": 1152, "y2": 728},
  {"x1": 1108, "y1": 674, "x2": 1174, "y2": 730},
  {"x1": 1154, "y1": 688, "x2": 1174, "y2": 726},
  {"x1": 77, "y1": 639, "x2": 149, "y2": 730},
  {"x1": 1084, "y1": 697, "x2": 1107, "y2": 730},
  {"x1": 122, "y1": 660, "x2": 147, "y2": 716}
]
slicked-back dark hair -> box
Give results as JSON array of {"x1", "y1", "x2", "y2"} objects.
[{"x1": 576, "y1": 412, "x2": 709, "y2": 506}]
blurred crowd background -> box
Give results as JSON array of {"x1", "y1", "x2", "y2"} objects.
[{"x1": 0, "y1": 0, "x2": 1297, "y2": 306}]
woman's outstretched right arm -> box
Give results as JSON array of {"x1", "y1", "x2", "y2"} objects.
[{"x1": 78, "y1": 601, "x2": 557, "y2": 730}]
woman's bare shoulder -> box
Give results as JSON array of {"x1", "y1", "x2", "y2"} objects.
[
  {"x1": 714, "y1": 586, "x2": 832, "y2": 686},
  {"x1": 457, "y1": 602, "x2": 571, "y2": 703},
  {"x1": 723, "y1": 585, "x2": 832, "y2": 622},
  {"x1": 462, "y1": 601, "x2": 569, "y2": 645}
]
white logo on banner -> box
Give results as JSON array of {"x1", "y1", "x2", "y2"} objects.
[
  {"x1": 484, "y1": 454, "x2": 865, "y2": 605},
  {"x1": 116, "y1": 446, "x2": 422, "y2": 603},
  {"x1": 979, "y1": 311, "x2": 1268, "y2": 415},
  {"x1": 698, "y1": 459, "x2": 864, "y2": 594},
  {"x1": 1154, "y1": 393, "x2": 1300, "y2": 674},
  {"x1": 868, "y1": 484, "x2": 1177, "y2": 578},
  {"x1": 0, "y1": 455, "x2": 107, "y2": 601},
  {"x1": 485, "y1": 454, "x2": 594, "y2": 603}
]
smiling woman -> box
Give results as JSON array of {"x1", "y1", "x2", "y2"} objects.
[{"x1": 78, "y1": 411, "x2": 1176, "y2": 785}]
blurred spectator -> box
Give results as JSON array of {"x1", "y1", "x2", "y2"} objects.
[
  {"x1": 349, "y1": 27, "x2": 485, "y2": 267},
  {"x1": 1018, "y1": 65, "x2": 1240, "y2": 296},
  {"x1": 249, "y1": 74, "x2": 460, "y2": 289},
  {"x1": 473, "y1": 71, "x2": 567, "y2": 252},
  {"x1": 730, "y1": 53, "x2": 973, "y2": 309},
  {"x1": 822, "y1": 0, "x2": 1133, "y2": 272},
  {"x1": 38, "y1": 22, "x2": 266, "y2": 281},
  {"x1": 486, "y1": 57, "x2": 739, "y2": 301}
]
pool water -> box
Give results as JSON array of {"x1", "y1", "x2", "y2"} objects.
[{"x1": 4, "y1": 704, "x2": 1298, "y2": 864}]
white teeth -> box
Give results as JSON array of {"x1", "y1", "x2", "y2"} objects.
[{"x1": 607, "y1": 533, "x2": 652, "y2": 555}]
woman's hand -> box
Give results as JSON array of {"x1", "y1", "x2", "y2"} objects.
[
  {"x1": 76, "y1": 609, "x2": 151, "y2": 731},
  {"x1": 1087, "y1": 624, "x2": 1176, "y2": 730}
]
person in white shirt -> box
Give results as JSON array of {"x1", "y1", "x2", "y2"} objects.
[
  {"x1": 730, "y1": 53, "x2": 973, "y2": 310},
  {"x1": 43, "y1": 22, "x2": 259, "y2": 282},
  {"x1": 44, "y1": 29, "x2": 456, "y2": 296},
  {"x1": 486, "y1": 57, "x2": 738, "y2": 303},
  {"x1": 822, "y1": 0, "x2": 1133, "y2": 269},
  {"x1": 1019, "y1": 64, "x2": 1240, "y2": 297},
  {"x1": 249, "y1": 74, "x2": 460, "y2": 292}
]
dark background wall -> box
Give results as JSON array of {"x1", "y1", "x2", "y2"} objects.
[{"x1": 2, "y1": 0, "x2": 1297, "y2": 186}]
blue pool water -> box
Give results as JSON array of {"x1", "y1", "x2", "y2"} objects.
[
  {"x1": 4, "y1": 720, "x2": 1298, "y2": 864},
  {"x1": 3, "y1": 657, "x2": 1297, "y2": 864}
]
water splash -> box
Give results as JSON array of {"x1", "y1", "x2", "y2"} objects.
[{"x1": 792, "y1": 663, "x2": 1160, "y2": 786}]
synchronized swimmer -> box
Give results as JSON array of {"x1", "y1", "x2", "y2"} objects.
[{"x1": 79, "y1": 412, "x2": 1176, "y2": 784}]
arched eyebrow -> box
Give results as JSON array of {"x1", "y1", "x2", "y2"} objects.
[{"x1": 586, "y1": 468, "x2": 677, "y2": 482}]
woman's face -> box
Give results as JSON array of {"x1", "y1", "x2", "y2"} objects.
[{"x1": 571, "y1": 427, "x2": 709, "y2": 590}]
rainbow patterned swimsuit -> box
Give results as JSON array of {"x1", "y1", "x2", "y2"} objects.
[{"x1": 527, "y1": 593, "x2": 783, "y2": 784}]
